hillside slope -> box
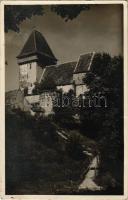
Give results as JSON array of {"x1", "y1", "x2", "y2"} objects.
[{"x1": 6, "y1": 111, "x2": 95, "y2": 194}]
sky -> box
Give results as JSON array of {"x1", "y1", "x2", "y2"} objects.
[{"x1": 5, "y1": 4, "x2": 123, "y2": 92}]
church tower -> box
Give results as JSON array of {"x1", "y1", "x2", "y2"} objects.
[{"x1": 17, "y1": 30, "x2": 57, "y2": 94}]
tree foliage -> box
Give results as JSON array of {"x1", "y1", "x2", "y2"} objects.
[
  {"x1": 66, "y1": 131, "x2": 85, "y2": 160},
  {"x1": 32, "y1": 78, "x2": 56, "y2": 95},
  {"x1": 81, "y1": 53, "x2": 123, "y2": 139},
  {"x1": 5, "y1": 5, "x2": 44, "y2": 32},
  {"x1": 53, "y1": 89, "x2": 77, "y2": 129},
  {"x1": 5, "y1": 5, "x2": 90, "y2": 32},
  {"x1": 6, "y1": 110, "x2": 88, "y2": 194},
  {"x1": 80, "y1": 53, "x2": 123, "y2": 187},
  {"x1": 51, "y1": 5, "x2": 89, "y2": 21}
]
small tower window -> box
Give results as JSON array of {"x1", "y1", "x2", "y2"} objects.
[{"x1": 30, "y1": 64, "x2": 31, "y2": 69}]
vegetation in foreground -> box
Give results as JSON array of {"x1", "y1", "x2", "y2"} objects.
[{"x1": 6, "y1": 111, "x2": 93, "y2": 194}]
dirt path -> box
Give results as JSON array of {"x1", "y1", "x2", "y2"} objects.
[{"x1": 79, "y1": 155, "x2": 102, "y2": 191}]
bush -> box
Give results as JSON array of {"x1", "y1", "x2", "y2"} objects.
[
  {"x1": 66, "y1": 131, "x2": 85, "y2": 160},
  {"x1": 6, "y1": 111, "x2": 88, "y2": 194}
]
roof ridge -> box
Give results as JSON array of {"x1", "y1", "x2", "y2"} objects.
[
  {"x1": 78, "y1": 52, "x2": 94, "y2": 57},
  {"x1": 58, "y1": 60, "x2": 77, "y2": 65},
  {"x1": 74, "y1": 55, "x2": 81, "y2": 73},
  {"x1": 88, "y1": 51, "x2": 95, "y2": 70},
  {"x1": 74, "y1": 52, "x2": 94, "y2": 73},
  {"x1": 36, "y1": 30, "x2": 57, "y2": 61},
  {"x1": 45, "y1": 60, "x2": 77, "y2": 68},
  {"x1": 33, "y1": 30, "x2": 37, "y2": 52}
]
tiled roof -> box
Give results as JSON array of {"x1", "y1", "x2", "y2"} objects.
[
  {"x1": 74, "y1": 53, "x2": 94, "y2": 73},
  {"x1": 41, "y1": 53, "x2": 94, "y2": 86},
  {"x1": 42, "y1": 61, "x2": 77, "y2": 86},
  {"x1": 17, "y1": 30, "x2": 57, "y2": 62}
]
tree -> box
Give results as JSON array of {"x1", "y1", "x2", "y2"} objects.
[
  {"x1": 66, "y1": 131, "x2": 85, "y2": 160},
  {"x1": 5, "y1": 5, "x2": 90, "y2": 32},
  {"x1": 5, "y1": 5, "x2": 44, "y2": 32},
  {"x1": 81, "y1": 53, "x2": 123, "y2": 139},
  {"x1": 32, "y1": 77, "x2": 56, "y2": 95},
  {"x1": 51, "y1": 5, "x2": 89, "y2": 21},
  {"x1": 80, "y1": 53, "x2": 123, "y2": 188},
  {"x1": 53, "y1": 89, "x2": 78, "y2": 129}
]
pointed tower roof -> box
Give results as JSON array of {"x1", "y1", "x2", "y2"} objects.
[{"x1": 17, "y1": 30, "x2": 57, "y2": 63}]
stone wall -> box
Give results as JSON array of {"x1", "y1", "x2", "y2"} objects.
[{"x1": 73, "y1": 73, "x2": 86, "y2": 85}]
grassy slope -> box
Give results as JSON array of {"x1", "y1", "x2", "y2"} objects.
[{"x1": 6, "y1": 112, "x2": 94, "y2": 194}]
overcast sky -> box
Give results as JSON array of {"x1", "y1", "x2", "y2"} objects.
[{"x1": 5, "y1": 4, "x2": 123, "y2": 92}]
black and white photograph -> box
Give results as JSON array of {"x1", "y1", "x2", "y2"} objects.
[{"x1": 1, "y1": 0, "x2": 127, "y2": 197}]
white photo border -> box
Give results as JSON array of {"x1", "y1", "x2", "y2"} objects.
[{"x1": 0, "y1": 1, "x2": 127, "y2": 199}]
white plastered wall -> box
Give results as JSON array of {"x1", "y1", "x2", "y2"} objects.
[
  {"x1": 27, "y1": 62, "x2": 37, "y2": 84},
  {"x1": 20, "y1": 62, "x2": 44, "y2": 94},
  {"x1": 57, "y1": 85, "x2": 74, "y2": 93},
  {"x1": 76, "y1": 85, "x2": 88, "y2": 97}
]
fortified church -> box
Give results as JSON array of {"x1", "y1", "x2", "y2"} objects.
[{"x1": 11, "y1": 30, "x2": 96, "y2": 115}]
